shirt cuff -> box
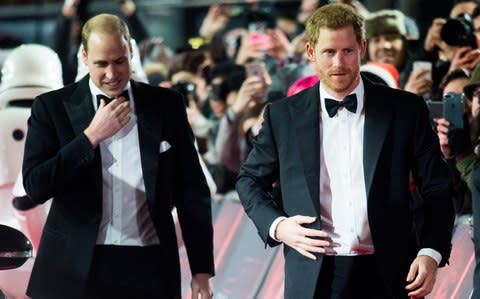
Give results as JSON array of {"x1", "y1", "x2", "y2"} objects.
[
  {"x1": 417, "y1": 248, "x2": 442, "y2": 265},
  {"x1": 269, "y1": 216, "x2": 287, "y2": 241},
  {"x1": 226, "y1": 108, "x2": 237, "y2": 124}
]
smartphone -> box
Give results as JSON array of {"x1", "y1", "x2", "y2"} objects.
[
  {"x1": 246, "y1": 62, "x2": 266, "y2": 99},
  {"x1": 249, "y1": 33, "x2": 271, "y2": 50},
  {"x1": 425, "y1": 100, "x2": 444, "y2": 120},
  {"x1": 412, "y1": 61, "x2": 432, "y2": 80},
  {"x1": 443, "y1": 92, "x2": 464, "y2": 129},
  {"x1": 246, "y1": 62, "x2": 265, "y2": 83}
]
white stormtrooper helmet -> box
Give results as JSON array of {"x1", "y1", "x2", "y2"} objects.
[
  {"x1": 0, "y1": 44, "x2": 63, "y2": 109},
  {"x1": 0, "y1": 44, "x2": 63, "y2": 91},
  {"x1": 76, "y1": 38, "x2": 148, "y2": 83}
]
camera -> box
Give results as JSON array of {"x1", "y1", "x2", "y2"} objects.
[
  {"x1": 441, "y1": 13, "x2": 477, "y2": 49},
  {"x1": 172, "y1": 80, "x2": 197, "y2": 107}
]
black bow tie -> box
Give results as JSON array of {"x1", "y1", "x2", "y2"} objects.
[
  {"x1": 324, "y1": 94, "x2": 358, "y2": 117},
  {"x1": 96, "y1": 90, "x2": 129, "y2": 107}
]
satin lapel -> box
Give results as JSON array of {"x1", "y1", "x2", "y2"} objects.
[
  {"x1": 363, "y1": 78, "x2": 393, "y2": 199},
  {"x1": 63, "y1": 76, "x2": 95, "y2": 137},
  {"x1": 288, "y1": 83, "x2": 321, "y2": 215},
  {"x1": 131, "y1": 81, "x2": 162, "y2": 204}
]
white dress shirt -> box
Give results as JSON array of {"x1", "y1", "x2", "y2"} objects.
[
  {"x1": 269, "y1": 78, "x2": 441, "y2": 263},
  {"x1": 89, "y1": 80, "x2": 160, "y2": 246},
  {"x1": 319, "y1": 79, "x2": 373, "y2": 255}
]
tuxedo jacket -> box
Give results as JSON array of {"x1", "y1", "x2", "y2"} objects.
[
  {"x1": 236, "y1": 78, "x2": 455, "y2": 298},
  {"x1": 22, "y1": 76, "x2": 214, "y2": 299}
]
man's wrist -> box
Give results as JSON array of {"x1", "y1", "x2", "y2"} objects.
[
  {"x1": 417, "y1": 248, "x2": 441, "y2": 266},
  {"x1": 269, "y1": 216, "x2": 287, "y2": 241},
  {"x1": 83, "y1": 128, "x2": 99, "y2": 149}
]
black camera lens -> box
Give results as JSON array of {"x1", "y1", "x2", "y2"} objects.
[
  {"x1": 441, "y1": 13, "x2": 477, "y2": 49},
  {"x1": 172, "y1": 80, "x2": 197, "y2": 107}
]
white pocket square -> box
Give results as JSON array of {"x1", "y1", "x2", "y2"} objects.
[{"x1": 159, "y1": 140, "x2": 171, "y2": 153}]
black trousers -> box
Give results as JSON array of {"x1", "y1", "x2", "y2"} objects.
[
  {"x1": 84, "y1": 244, "x2": 180, "y2": 299},
  {"x1": 314, "y1": 255, "x2": 399, "y2": 299}
]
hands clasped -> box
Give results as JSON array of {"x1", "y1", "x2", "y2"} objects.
[
  {"x1": 275, "y1": 215, "x2": 330, "y2": 260},
  {"x1": 84, "y1": 96, "x2": 132, "y2": 148}
]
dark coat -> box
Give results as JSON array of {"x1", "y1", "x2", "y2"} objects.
[
  {"x1": 237, "y1": 77, "x2": 455, "y2": 298},
  {"x1": 23, "y1": 76, "x2": 214, "y2": 299}
]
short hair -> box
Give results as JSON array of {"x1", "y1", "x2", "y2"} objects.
[
  {"x1": 439, "y1": 68, "x2": 471, "y2": 96},
  {"x1": 305, "y1": 3, "x2": 364, "y2": 49},
  {"x1": 472, "y1": 4, "x2": 480, "y2": 19},
  {"x1": 81, "y1": 13, "x2": 131, "y2": 54},
  {"x1": 364, "y1": 9, "x2": 407, "y2": 40}
]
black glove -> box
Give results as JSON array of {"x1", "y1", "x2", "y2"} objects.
[{"x1": 12, "y1": 195, "x2": 37, "y2": 211}]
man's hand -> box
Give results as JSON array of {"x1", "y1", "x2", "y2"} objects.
[
  {"x1": 405, "y1": 255, "x2": 438, "y2": 298},
  {"x1": 266, "y1": 28, "x2": 291, "y2": 60},
  {"x1": 62, "y1": 0, "x2": 79, "y2": 18},
  {"x1": 191, "y1": 273, "x2": 213, "y2": 299},
  {"x1": 424, "y1": 18, "x2": 446, "y2": 52},
  {"x1": 231, "y1": 77, "x2": 264, "y2": 115},
  {"x1": 449, "y1": 47, "x2": 480, "y2": 71},
  {"x1": 235, "y1": 32, "x2": 268, "y2": 65},
  {"x1": 83, "y1": 97, "x2": 131, "y2": 148},
  {"x1": 275, "y1": 215, "x2": 330, "y2": 260},
  {"x1": 290, "y1": 32, "x2": 308, "y2": 60},
  {"x1": 199, "y1": 5, "x2": 230, "y2": 38}
]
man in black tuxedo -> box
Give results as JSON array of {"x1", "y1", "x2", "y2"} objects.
[
  {"x1": 236, "y1": 3, "x2": 454, "y2": 299},
  {"x1": 22, "y1": 13, "x2": 214, "y2": 299}
]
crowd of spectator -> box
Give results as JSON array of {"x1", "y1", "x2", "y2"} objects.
[
  {"x1": 1, "y1": 0, "x2": 480, "y2": 204},
  {"x1": 3, "y1": 0, "x2": 480, "y2": 295}
]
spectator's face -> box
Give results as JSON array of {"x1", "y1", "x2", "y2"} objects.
[
  {"x1": 367, "y1": 34, "x2": 405, "y2": 69},
  {"x1": 298, "y1": 0, "x2": 319, "y2": 24},
  {"x1": 306, "y1": 26, "x2": 365, "y2": 98},
  {"x1": 474, "y1": 15, "x2": 480, "y2": 48},
  {"x1": 209, "y1": 99, "x2": 227, "y2": 119},
  {"x1": 473, "y1": 86, "x2": 480, "y2": 118},
  {"x1": 82, "y1": 32, "x2": 132, "y2": 98},
  {"x1": 444, "y1": 78, "x2": 469, "y2": 95},
  {"x1": 443, "y1": 78, "x2": 470, "y2": 114}
]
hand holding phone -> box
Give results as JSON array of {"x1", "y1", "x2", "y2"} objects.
[
  {"x1": 246, "y1": 62, "x2": 265, "y2": 83},
  {"x1": 412, "y1": 61, "x2": 432, "y2": 79},
  {"x1": 249, "y1": 33, "x2": 271, "y2": 51},
  {"x1": 245, "y1": 62, "x2": 267, "y2": 99}
]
